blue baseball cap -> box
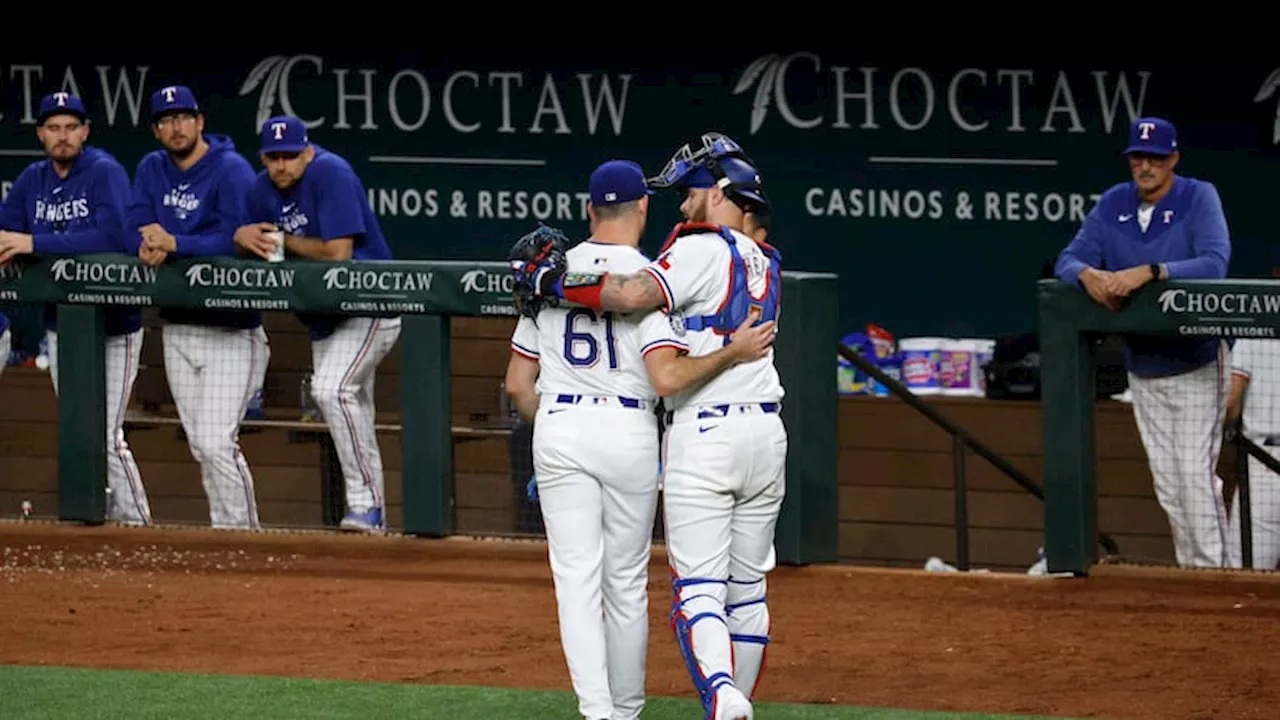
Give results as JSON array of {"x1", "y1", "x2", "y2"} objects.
[
  {"x1": 150, "y1": 85, "x2": 199, "y2": 122},
  {"x1": 259, "y1": 115, "x2": 310, "y2": 154},
  {"x1": 37, "y1": 92, "x2": 86, "y2": 124},
  {"x1": 589, "y1": 160, "x2": 654, "y2": 206},
  {"x1": 1123, "y1": 117, "x2": 1178, "y2": 156}
]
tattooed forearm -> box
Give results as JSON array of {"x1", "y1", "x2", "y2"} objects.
[{"x1": 601, "y1": 272, "x2": 666, "y2": 313}]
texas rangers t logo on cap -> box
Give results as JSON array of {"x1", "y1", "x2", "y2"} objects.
[
  {"x1": 259, "y1": 115, "x2": 310, "y2": 154},
  {"x1": 53, "y1": 92, "x2": 69, "y2": 107},
  {"x1": 1124, "y1": 117, "x2": 1178, "y2": 156},
  {"x1": 162, "y1": 86, "x2": 177, "y2": 103}
]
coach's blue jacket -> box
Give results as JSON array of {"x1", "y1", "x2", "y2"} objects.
[
  {"x1": 1055, "y1": 175, "x2": 1231, "y2": 378},
  {"x1": 0, "y1": 146, "x2": 143, "y2": 337}
]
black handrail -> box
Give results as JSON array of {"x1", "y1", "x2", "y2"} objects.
[{"x1": 837, "y1": 342, "x2": 1122, "y2": 568}]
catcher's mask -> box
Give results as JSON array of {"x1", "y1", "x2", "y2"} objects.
[{"x1": 647, "y1": 132, "x2": 769, "y2": 213}]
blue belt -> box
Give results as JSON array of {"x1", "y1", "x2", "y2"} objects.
[
  {"x1": 555, "y1": 394, "x2": 646, "y2": 409},
  {"x1": 665, "y1": 402, "x2": 780, "y2": 424}
]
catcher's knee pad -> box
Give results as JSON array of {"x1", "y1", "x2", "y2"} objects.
[
  {"x1": 670, "y1": 575, "x2": 731, "y2": 716},
  {"x1": 726, "y1": 576, "x2": 770, "y2": 697}
]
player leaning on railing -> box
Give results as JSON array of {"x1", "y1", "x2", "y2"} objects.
[
  {"x1": 1054, "y1": 116, "x2": 1232, "y2": 569},
  {"x1": 234, "y1": 115, "x2": 401, "y2": 535},
  {"x1": 126, "y1": 85, "x2": 265, "y2": 531},
  {"x1": 0, "y1": 91, "x2": 153, "y2": 526}
]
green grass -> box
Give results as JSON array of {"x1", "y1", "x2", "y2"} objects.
[{"x1": 0, "y1": 665, "x2": 1072, "y2": 719}]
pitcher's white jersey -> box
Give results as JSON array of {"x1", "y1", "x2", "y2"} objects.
[
  {"x1": 642, "y1": 227, "x2": 785, "y2": 410},
  {"x1": 511, "y1": 241, "x2": 687, "y2": 400}
]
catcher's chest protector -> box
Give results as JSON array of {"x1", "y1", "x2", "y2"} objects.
[{"x1": 673, "y1": 223, "x2": 782, "y2": 335}]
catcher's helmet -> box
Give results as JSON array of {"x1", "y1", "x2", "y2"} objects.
[{"x1": 648, "y1": 132, "x2": 769, "y2": 213}]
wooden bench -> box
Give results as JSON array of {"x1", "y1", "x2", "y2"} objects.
[
  {"x1": 122, "y1": 405, "x2": 512, "y2": 528},
  {"x1": 122, "y1": 407, "x2": 513, "y2": 439}
]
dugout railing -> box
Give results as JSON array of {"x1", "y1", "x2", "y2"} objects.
[
  {"x1": 1039, "y1": 277, "x2": 1280, "y2": 575},
  {"x1": 0, "y1": 254, "x2": 840, "y2": 566},
  {"x1": 836, "y1": 343, "x2": 1122, "y2": 572}
]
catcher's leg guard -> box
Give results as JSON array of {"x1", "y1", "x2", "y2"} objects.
[
  {"x1": 726, "y1": 576, "x2": 770, "y2": 697},
  {"x1": 670, "y1": 575, "x2": 733, "y2": 719}
]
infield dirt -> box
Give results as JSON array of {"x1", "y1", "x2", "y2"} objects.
[{"x1": 1, "y1": 521, "x2": 1277, "y2": 720}]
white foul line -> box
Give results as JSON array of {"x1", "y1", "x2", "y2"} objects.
[
  {"x1": 0, "y1": 149, "x2": 44, "y2": 157},
  {"x1": 368, "y1": 155, "x2": 547, "y2": 167},
  {"x1": 868, "y1": 156, "x2": 1059, "y2": 167}
]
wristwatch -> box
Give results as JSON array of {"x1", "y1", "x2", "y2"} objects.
[{"x1": 1149, "y1": 263, "x2": 1163, "y2": 280}]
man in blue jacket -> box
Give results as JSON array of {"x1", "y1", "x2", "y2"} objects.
[
  {"x1": 0, "y1": 92, "x2": 152, "y2": 525},
  {"x1": 126, "y1": 85, "x2": 266, "y2": 531},
  {"x1": 234, "y1": 115, "x2": 401, "y2": 534},
  {"x1": 1055, "y1": 116, "x2": 1232, "y2": 568}
]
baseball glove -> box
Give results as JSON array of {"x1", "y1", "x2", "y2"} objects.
[{"x1": 508, "y1": 222, "x2": 570, "y2": 321}]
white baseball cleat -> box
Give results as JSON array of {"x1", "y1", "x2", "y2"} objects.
[{"x1": 714, "y1": 686, "x2": 753, "y2": 720}]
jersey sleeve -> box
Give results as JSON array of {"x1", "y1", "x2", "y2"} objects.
[
  {"x1": 1232, "y1": 339, "x2": 1257, "y2": 379},
  {"x1": 1054, "y1": 204, "x2": 1107, "y2": 287},
  {"x1": 637, "y1": 310, "x2": 689, "y2": 358},
  {"x1": 642, "y1": 235, "x2": 724, "y2": 312},
  {"x1": 510, "y1": 316, "x2": 540, "y2": 359}
]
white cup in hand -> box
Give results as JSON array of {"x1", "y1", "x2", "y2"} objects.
[{"x1": 265, "y1": 231, "x2": 285, "y2": 262}]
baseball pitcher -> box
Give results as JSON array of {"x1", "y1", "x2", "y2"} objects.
[
  {"x1": 0, "y1": 92, "x2": 152, "y2": 525},
  {"x1": 1224, "y1": 338, "x2": 1280, "y2": 569},
  {"x1": 234, "y1": 115, "x2": 401, "y2": 534},
  {"x1": 1055, "y1": 116, "x2": 1232, "y2": 568},
  {"x1": 511, "y1": 134, "x2": 783, "y2": 720},
  {"x1": 126, "y1": 85, "x2": 266, "y2": 530}
]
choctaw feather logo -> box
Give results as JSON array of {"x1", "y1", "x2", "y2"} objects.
[
  {"x1": 240, "y1": 55, "x2": 325, "y2": 130},
  {"x1": 322, "y1": 267, "x2": 345, "y2": 290},
  {"x1": 1157, "y1": 289, "x2": 1182, "y2": 312},
  {"x1": 730, "y1": 52, "x2": 821, "y2": 135},
  {"x1": 240, "y1": 56, "x2": 288, "y2": 129},
  {"x1": 1256, "y1": 67, "x2": 1280, "y2": 144},
  {"x1": 732, "y1": 54, "x2": 783, "y2": 135}
]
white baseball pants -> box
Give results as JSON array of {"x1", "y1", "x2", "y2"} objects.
[
  {"x1": 310, "y1": 317, "x2": 401, "y2": 515},
  {"x1": 162, "y1": 323, "x2": 269, "y2": 530},
  {"x1": 663, "y1": 403, "x2": 787, "y2": 710},
  {"x1": 1129, "y1": 349, "x2": 1230, "y2": 568},
  {"x1": 532, "y1": 395, "x2": 660, "y2": 720},
  {"x1": 47, "y1": 328, "x2": 151, "y2": 525}
]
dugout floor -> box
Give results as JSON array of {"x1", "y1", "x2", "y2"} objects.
[{"x1": 0, "y1": 521, "x2": 1276, "y2": 720}]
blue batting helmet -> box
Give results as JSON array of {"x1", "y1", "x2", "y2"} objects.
[{"x1": 648, "y1": 132, "x2": 769, "y2": 213}]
